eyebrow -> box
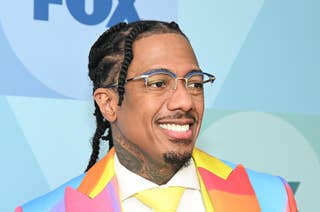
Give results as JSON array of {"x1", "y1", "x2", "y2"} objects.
[
  {"x1": 190, "y1": 68, "x2": 202, "y2": 72},
  {"x1": 143, "y1": 68, "x2": 203, "y2": 75}
]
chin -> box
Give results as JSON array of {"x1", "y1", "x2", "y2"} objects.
[{"x1": 162, "y1": 151, "x2": 192, "y2": 169}]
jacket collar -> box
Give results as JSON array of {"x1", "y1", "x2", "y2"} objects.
[
  {"x1": 193, "y1": 148, "x2": 260, "y2": 211},
  {"x1": 64, "y1": 148, "x2": 121, "y2": 212},
  {"x1": 65, "y1": 147, "x2": 260, "y2": 212}
]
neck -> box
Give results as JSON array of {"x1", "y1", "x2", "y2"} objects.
[
  {"x1": 114, "y1": 142, "x2": 180, "y2": 185},
  {"x1": 112, "y1": 132, "x2": 179, "y2": 185}
]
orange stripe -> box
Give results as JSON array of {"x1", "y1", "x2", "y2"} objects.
[
  {"x1": 209, "y1": 190, "x2": 261, "y2": 212},
  {"x1": 78, "y1": 148, "x2": 115, "y2": 195}
]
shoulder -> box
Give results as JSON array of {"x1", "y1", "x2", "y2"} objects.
[
  {"x1": 224, "y1": 160, "x2": 297, "y2": 211},
  {"x1": 247, "y1": 167, "x2": 297, "y2": 212},
  {"x1": 16, "y1": 174, "x2": 85, "y2": 212},
  {"x1": 193, "y1": 148, "x2": 297, "y2": 211}
]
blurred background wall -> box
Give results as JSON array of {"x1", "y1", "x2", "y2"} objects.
[{"x1": 1, "y1": 0, "x2": 319, "y2": 211}]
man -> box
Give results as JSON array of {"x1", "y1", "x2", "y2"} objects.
[{"x1": 16, "y1": 20, "x2": 297, "y2": 212}]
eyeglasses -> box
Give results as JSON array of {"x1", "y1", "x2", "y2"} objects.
[{"x1": 105, "y1": 69, "x2": 216, "y2": 95}]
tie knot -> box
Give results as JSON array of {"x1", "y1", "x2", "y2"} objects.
[{"x1": 134, "y1": 186, "x2": 185, "y2": 212}]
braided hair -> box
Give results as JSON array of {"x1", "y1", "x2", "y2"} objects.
[{"x1": 86, "y1": 20, "x2": 187, "y2": 171}]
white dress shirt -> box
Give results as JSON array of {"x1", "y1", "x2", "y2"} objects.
[{"x1": 114, "y1": 154, "x2": 206, "y2": 212}]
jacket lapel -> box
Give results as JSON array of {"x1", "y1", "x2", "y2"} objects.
[
  {"x1": 65, "y1": 147, "x2": 261, "y2": 212},
  {"x1": 193, "y1": 148, "x2": 261, "y2": 212},
  {"x1": 64, "y1": 148, "x2": 122, "y2": 212}
]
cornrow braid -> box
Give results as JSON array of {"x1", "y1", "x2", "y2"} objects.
[
  {"x1": 86, "y1": 23, "x2": 127, "y2": 171},
  {"x1": 169, "y1": 21, "x2": 179, "y2": 29},
  {"x1": 85, "y1": 103, "x2": 108, "y2": 171},
  {"x1": 117, "y1": 23, "x2": 148, "y2": 106},
  {"x1": 88, "y1": 22, "x2": 127, "y2": 85}
]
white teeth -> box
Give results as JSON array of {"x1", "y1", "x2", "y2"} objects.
[{"x1": 159, "y1": 124, "x2": 189, "y2": 132}]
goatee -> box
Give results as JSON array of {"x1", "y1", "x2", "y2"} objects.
[{"x1": 163, "y1": 151, "x2": 192, "y2": 169}]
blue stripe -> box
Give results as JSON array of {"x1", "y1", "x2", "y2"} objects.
[
  {"x1": 21, "y1": 174, "x2": 84, "y2": 212},
  {"x1": 223, "y1": 160, "x2": 287, "y2": 212}
]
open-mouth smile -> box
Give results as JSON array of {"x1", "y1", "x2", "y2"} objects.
[{"x1": 159, "y1": 123, "x2": 190, "y2": 132}]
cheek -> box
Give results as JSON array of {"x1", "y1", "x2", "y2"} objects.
[
  {"x1": 117, "y1": 92, "x2": 159, "y2": 134},
  {"x1": 196, "y1": 101, "x2": 204, "y2": 116},
  {"x1": 139, "y1": 100, "x2": 162, "y2": 126},
  {"x1": 193, "y1": 97, "x2": 204, "y2": 123}
]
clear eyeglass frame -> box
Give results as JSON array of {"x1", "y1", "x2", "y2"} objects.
[{"x1": 104, "y1": 68, "x2": 216, "y2": 95}]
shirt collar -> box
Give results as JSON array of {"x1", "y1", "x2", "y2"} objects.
[{"x1": 114, "y1": 153, "x2": 200, "y2": 201}]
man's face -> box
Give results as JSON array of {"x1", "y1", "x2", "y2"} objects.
[{"x1": 114, "y1": 33, "x2": 204, "y2": 167}]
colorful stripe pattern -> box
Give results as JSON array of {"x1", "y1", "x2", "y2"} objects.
[
  {"x1": 65, "y1": 147, "x2": 121, "y2": 212},
  {"x1": 199, "y1": 165, "x2": 261, "y2": 211},
  {"x1": 64, "y1": 177, "x2": 121, "y2": 212},
  {"x1": 16, "y1": 147, "x2": 298, "y2": 211},
  {"x1": 194, "y1": 148, "x2": 261, "y2": 212},
  {"x1": 67, "y1": 147, "x2": 262, "y2": 211}
]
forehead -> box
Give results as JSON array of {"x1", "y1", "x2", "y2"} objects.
[{"x1": 128, "y1": 33, "x2": 199, "y2": 76}]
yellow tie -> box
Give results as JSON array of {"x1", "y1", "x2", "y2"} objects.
[{"x1": 134, "y1": 186, "x2": 185, "y2": 212}]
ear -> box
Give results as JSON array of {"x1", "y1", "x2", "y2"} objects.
[{"x1": 94, "y1": 88, "x2": 118, "y2": 122}]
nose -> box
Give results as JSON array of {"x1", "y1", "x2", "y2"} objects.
[{"x1": 167, "y1": 80, "x2": 194, "y2": 112}]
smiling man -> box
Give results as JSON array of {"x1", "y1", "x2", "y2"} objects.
[
  {"x1": 16, "y1": 20, "x2": 297, "y2": 212},
  {"x1": 102, "y1": 32, "x2": 205, "y2": 185}
]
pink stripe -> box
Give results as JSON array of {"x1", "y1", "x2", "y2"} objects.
[{"x1": 14, "y1": 206, "x2": 23, "y2": 212}]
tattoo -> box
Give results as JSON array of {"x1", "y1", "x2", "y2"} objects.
[{"x1": 111, "y1": 125, "x2": 190, "y2": 185}]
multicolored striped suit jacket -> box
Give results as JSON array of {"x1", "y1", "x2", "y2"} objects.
[{"x1": 16, "y1": 148, "x2": 297, "y2": 212}]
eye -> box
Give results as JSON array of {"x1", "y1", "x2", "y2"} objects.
[
  {"x1": 146, "y1": 79, "x2": 168, "y2": 89},
  {"x1": 188, "y1": 81, "x2": 204, "y2": 89}
]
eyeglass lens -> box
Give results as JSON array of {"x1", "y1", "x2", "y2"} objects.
[{"x1": 144, "y1": 72, "x2": 212, "y2": 95}]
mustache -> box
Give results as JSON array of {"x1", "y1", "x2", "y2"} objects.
[{"x1": 157, "y1": 111, "x2": 197, "y2": 123}]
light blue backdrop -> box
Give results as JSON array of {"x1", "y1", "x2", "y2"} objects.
[{"x1": 1, "y1": 1, "x2": 319, "y2": 211}]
